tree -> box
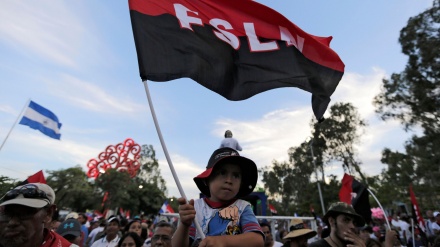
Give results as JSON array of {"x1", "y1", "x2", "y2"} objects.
[
  {"x1": 46, "y1": 166, "x2": 100, "y2": 212},
  {"x1": 311, "y1": 102, "x2": 367, "y2": 182},
  {"x1": 94, "y1": 144, "x2": 168, "y2": 216},
  {"x1": 373, "y1": 1, "x2": 439, "y2": 132},
  {"x1": 373, "y1": 1, "x2": 440, "y2": 209},
  {"x1": 0, "y1": 175, "x2": 16, "y2": 196},
  {"x1": 260, "y1": 102, "x2": 366, "y2": 214}
]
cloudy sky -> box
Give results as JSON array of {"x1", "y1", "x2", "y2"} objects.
[{"x1": 0, "y1": 1, "x2": 432, "y2": 201}]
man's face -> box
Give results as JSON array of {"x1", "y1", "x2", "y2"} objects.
[
  {"x1": 290, "y1": 236, "x2": 308, "y2": 247},
  {"x1": 0, "y1": 205, "x2": 50, "y2": 247},
  {"x1": 151, "y1": 226, "x2": 173, "y2": 247},
  {"x1": 78, "y1": 214, "x2": 87, "y2": 224},
  {"x1": 427, "y1": 210, "x2": 433, "y2": 218},
  {"x1": 106, "y1": 221, "x2": 120, "y2": 238},
  {"x1": 436, "y1": 214, "x2": 440, "y2": 223},
  {"x1": 331, "y1": 214, "x2": 357, "y2": 243},
  {"x1": 261, "y1": 226, "x2": 274, "y2": 246}
]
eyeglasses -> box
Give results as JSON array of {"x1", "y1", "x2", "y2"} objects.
[
  {"x1": 0, "y1": 184, "x2": 50, "y2": 203},
  {"x1": 152, "y1": 234, "x2": 171, "y2": 242},
  {"x1": 0, "y1": 206, "x2": 47, "y2": 222}
]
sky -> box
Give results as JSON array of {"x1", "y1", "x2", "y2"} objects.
[{"x1": 0, "y1": 1, "x2": 433, "y2": 202}]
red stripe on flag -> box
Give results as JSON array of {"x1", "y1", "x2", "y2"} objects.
[
  {"x1": 128, "y1": 0, "x2": 344, "y2": 72},
  {"x1": 27, "y1": 170, "x2": 47, "y2": 184},
  {"x1": 339, "y1": 173, "x2": 353, "y2": 204},
  {"x1": 409, "y1": 184, "x2": 426, "y2": 232}
]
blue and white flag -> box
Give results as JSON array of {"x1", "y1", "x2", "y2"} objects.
[
  {"x1": 19, "y1": 101, "x2": 62, "y2": 140},
  {"x1": 159, "y1": 200, "x2": 174, "y2": 214}
]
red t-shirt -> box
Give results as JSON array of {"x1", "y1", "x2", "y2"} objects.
[{"x1": 41, "y1": 229, "x2": 75, "y2": 247}]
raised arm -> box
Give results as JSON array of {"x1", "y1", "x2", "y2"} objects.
[{"x1": 172, "y1": 197, "x2": 196, "y2": 247}]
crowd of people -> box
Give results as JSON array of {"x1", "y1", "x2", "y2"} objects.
[{"x1": 1, "y1": 146, "x2": 439, "y2": 247}]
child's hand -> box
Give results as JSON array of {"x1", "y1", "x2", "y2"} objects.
[{"x1": 177, "y1": 197, "x2": 196, "y2": 227}]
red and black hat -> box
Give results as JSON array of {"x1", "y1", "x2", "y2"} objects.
[{"x1": 193, "y1": 147, "x2": 257, "y2": 198}]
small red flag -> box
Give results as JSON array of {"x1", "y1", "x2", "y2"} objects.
[
  {"x1": 269, "y1": 204, "x2": 278, "y2": 215},
  {"x1": 18, "y1": 170, "x2": 46, "y2": 186},
  {"x1": 339, "y1": 173, "x2": 372, "y2": 223},
  {"x1": 409, "y1": 184, "x2": 426, "y2": 233}
]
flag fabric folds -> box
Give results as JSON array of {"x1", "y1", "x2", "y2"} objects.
[
  {"x1": 17, "y1": 170, "x2": 47, "y2": 186},
  {"x1": 159, "y1": 200, "x2": 175, "y2": 214},
  {"x1": 129, "y1": 0, "x2": 345, "y2": 120},
  {"x1": 339, "y1": 173, "x2": 372, "y2": 224},
  {"x1": 19, "y1": 101, "x2": 62, "y2": 140},
  {"x1": 409, "y1": 184, "x2": 426, "y2": 233}
]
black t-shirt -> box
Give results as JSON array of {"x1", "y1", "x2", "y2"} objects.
[{"x1": 309, "y1": 238, "x2": 332, "y2": 247}]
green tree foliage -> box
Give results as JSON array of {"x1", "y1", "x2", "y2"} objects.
[
  {"x1": 138, "y1": 145, "x2": 167, "y2": 193},
  {"x1": 373, "y1": 1, "x2": 440, "y2": 209},
  {"x1": 311, "y1": 102, "x2": 367, "y2": 182},
  {"x1": 93, "y1": 144, "x2": 167, "y2": 216},
  {"x1": 0, "y1": 175, "x2": 16, "y2": 196},
  {"x1": 39, "y1": 144, "x2": 168, "y2": 216},
  {"x1": 46, "y1": 166, "x2": 100, "y2": 212},
  {"x1": 374, "y1": 1, "x2": 439, "y2": 132},
  {"x1": 261, "y1": 102, "x2": 366, "y2": 214}
]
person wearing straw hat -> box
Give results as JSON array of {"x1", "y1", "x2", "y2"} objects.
[
  {"x1": 309, "y1": 202, "x2": 366, "y2": 247},
  {"x1": 172, "y1": 147, "x2": 264, "y2": 247},
  {"x1": 283, "y1": 218, "x2": 317, "y2": 247}
]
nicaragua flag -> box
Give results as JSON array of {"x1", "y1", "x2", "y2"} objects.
[
  {"x1": 19, "y1": 101, "x2": 62, "y2": 140},
  {"x1": 159, "y1": 200, "x2": 174, "y2": 214}
]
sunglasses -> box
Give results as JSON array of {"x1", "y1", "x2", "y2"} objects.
[
  {"x1": 0, "y1": 206, "x2": 48, "y2": 222},
  {"x1": 0, "y1": 184, "x2": 50, "y2": 203}
]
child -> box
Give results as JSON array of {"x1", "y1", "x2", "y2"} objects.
[{"x1": 172, "y1": 147, "x2": 264, "y2": 247}]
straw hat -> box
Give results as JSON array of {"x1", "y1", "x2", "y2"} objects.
[{"x1": 283, "y1": 218, "x2": 317, "y2": 240}]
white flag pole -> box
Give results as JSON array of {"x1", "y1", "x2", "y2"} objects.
[
  {"x1": 367, "y1": 188, "x2": 391, "y2": 230},
  {"x1": 142, "y1": 80, "x2": 206, "y2": 239},
  {"x1": 411, "y1": 218, "x2": 415, "y2": 247},
  {"x1": 0, "y1": 99, "x2": 30, "y2": 152}
]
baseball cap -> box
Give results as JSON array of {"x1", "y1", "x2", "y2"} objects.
[
  {"x1": 0, "y1": 183, "x2": 55, "y2": 208},
  {"x1": 56, "y1": 219, "x2": 81, "y2": 237},
  {"x1": 193, "y1": 147, "x2": 258, "y2": 197},
  {"x1": 107, "y1": 215, "x2": 120, "y2": 225},
  {"x1": 66, "y1": 212, "x2": 79, "y2": 219},
  {"x1": 434, "y1": 211, "x2": 440, "y2": 217}
]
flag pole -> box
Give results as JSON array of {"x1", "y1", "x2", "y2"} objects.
[
  {"x1": 0, "y1": 99, "x2": 30, "y2": 152},
  {"x1": 309, "y1": 140, "x2": 326, "y2": 215},
  {"x1": 367, "y1": 188, "x2": 391, "y2": 230},
  {"x1": 411, "y1": 218, "x2": 415, "y2": 247},
  {"x1": 142, "y1": 80, "x2": 205, "y2": 239}
]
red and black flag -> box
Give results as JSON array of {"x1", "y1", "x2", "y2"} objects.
[
  {"x1": 17, "y1": 170, "x2": 47, "y2": 186},
  {"x1": 129, "y1": 0, "x2": 345, "y2": 120},
  {"x1": 339, "y1": 173, "x2": 372, "y2": 224},
  {"x1": 409, "y1": 184, "x2": 426, "y2": 233}
]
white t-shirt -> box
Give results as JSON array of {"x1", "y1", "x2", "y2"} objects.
[
  {"x1": 432, "y1": 222, "x2": 440, "y2": 232},
  {"x1": 88, "y1": 226, "x2": 104, "y2": 244},
  {"x1": 90, "y1": 235, "x2": 120, "y2": 247},
  {"x1": 273, "y1": 241, "x2": 283, "y2": 247},
  {"x1": 392, "y1": 219, "x2": 409, "y2": 242},
  {"x1": 220, "y1": 138, "x2": 242, "y2": 151}
]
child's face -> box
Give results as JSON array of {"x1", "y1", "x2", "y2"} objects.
[{"x1": 207, "y1": 163, "x2": 241, "y2": 203}]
